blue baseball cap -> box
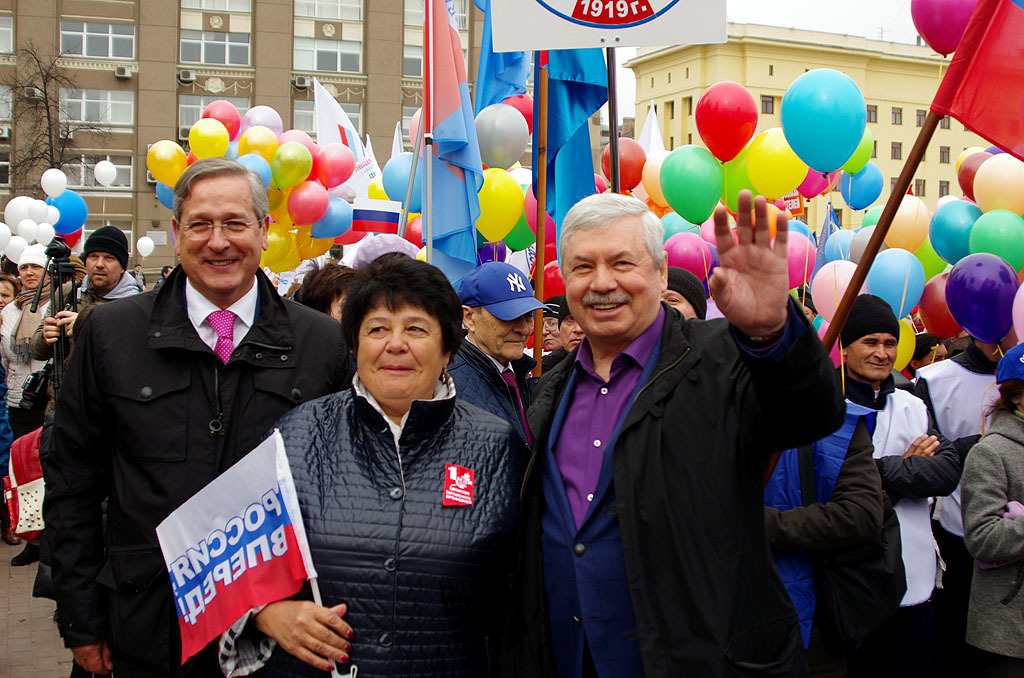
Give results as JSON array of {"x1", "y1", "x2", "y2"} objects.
[
  {"x1": 997, "y1": 342, "x2": 1024, "y2": 383},
  {"x1": 458, "y1": 262, "x2": 546, "y2": 321}
]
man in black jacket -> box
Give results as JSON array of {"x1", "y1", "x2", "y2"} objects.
[
  {"x1": 42, "y1": 158, "x2": 354, "y2": 677},
  {"x1": 450, "y1": 261, "x2": 545, "y2": 446},
  {"x1": 502, "y1": 190, "x2": 844, "y2": 677}
]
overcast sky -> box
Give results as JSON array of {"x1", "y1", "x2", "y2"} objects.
[{"x1": 613, "y1": 0, "x2": 921, "y2": 121}]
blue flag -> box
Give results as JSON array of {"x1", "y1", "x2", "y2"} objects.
[
  {"x1": 813, "y1": 201, "x2": 839, "y2": 276},
  {"x1": 473, "y1": 0, "x2": 530, "y2": 114}
]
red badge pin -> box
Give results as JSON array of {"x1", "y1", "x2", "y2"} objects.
[{"x1": 443, "y1": 464, "x2": 475, "y2": 506}]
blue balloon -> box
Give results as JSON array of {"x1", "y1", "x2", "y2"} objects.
[
  {"x1": 787, "y1": 220, "x2": 811, "y2": 238},
  {"x1": 381, "y1": 152, "x2": 423, "y2": 213},
  {"x1": 225, "y1": 141, "x2": 240, "y2": 160},
  {"x1": 781, "y1": 68, "x2": 867, "y2": 173},
  {"x1": 865, "y1": 247, "x2": 926, "y2": 318},
  {"x1": 839, "y1": 162, "x2": 883, "y2": 211},
  {"x1": 661, "y1": 211, "x2": 700, "y2": 241},
  {"x1": 824, "y1": 229, "x2": 855, "y2": 262},
  {"x1": 48, "y1": 189, "x2": 88, "y2": 235},
  {"x1": 155, "y1": 182, "x2": 174, "y2": 210},
  {"x1": 930, "y1": 199, "x2": 982, "y2": 265},
  {"x1": 311, "y1": 197, "x2": 353, "y2": 239},
  {"x1": 237, "y1": 153, "x2": 272, "y2": 190}
]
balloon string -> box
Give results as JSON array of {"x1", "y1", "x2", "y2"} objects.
[
  {"x1": 898, "y1": 258, "x2": 912, "y2": 319},
  {"x1": 840, "y1": 337, "x2": 846, "y2": 396},
  {"x1": 701, "y1": 243, "x2": 713, "y2": 302}
]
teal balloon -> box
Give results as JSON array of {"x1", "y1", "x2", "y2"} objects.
[
  {"x1": 865, "y1": 247, "x2": 926, "y2": 318},
  {"x1": 862, "y1": 205, "x2": 884, "y2": 229},
  {"x1": 930, "y1": 199, "x2": 982, "y2": 264},
  {"x1": 824, "y1": 229, "x2": 855, "y2": 262},
  {"x1": 787, "y1": 220, "x2": 811, "y2": 238},
  {"x1": 660, "y1": 145, "x2": 723, "y2": 224},
  {"x1": 839, "y1": 162, "x2": 883, "y2": 210},
  {"x1": 661, "y1": 212, "x2": 700, "y2": 241},
  {"x1": 781, "y1": 68, "x2": 867, "y2": 172},
  {"x1": 968, "y1": 209, "x2": 1024, "y2": 272}
]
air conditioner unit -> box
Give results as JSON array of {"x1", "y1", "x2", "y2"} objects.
[
  {"x1": 0, "y1": 127, "x2": 10, "y2": 140},
  {"x1": 114, "y1": 65, "x2": 132, "y2": 80},
  {"x1": 145, "y1": 170, "x2": 157, "y2": 185},
  {"x1": 24, "y1": 87, "x2": 44, "y2": 101},
  {"x1": 293, "y1": 75, "x2": 313, "y2": 90},
  {"x1": 177, "y1": 69, "x2": 197, "y2": 84},
  {"x1": 178, "y1": 126, "x2": 191, "y2": 141}
]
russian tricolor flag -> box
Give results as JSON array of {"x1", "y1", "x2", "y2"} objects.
[{"x1": 351, "y1": 196, "x2": 402, "y2": 233}]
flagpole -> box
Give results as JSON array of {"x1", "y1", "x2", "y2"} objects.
[
  {"x1": 605, "y1": 47, "x2": 619, "y2": 192},
  {"x1": 423, "y1": 0, "x2": 434, "y2": 265},
  {"x1": 821, "y1": 111, "x2": 941, "y2": 351},
  {"x1": 309, "y1": 577, "x2": 344, "y2": 678},
  {"x1": 397, "y1": 127, "x2": 424, "y2": 238},
  {"x1": 531, "y1": 55, "x2": 550, "y2": 372}
]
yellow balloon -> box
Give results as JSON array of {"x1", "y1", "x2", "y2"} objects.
[
  {"x1": 188, "y1": 118, "x2": 229, "y2": 159},
  {"x1": 270, "y1": 190, "x2": 293, "y2": 226},
  {"x1": 973, "y1": 154, "x2": 1024, "y2": 214},
  {"x1": 886, "y1": 195, "x2": 930, "y2": 252},
  {"x1": 416, "y1": 246, "x2": 427, "y2": 261},
  {"x1": 475, "y1": 168, "x2": 524, "y2": 242},
  {"x1": 265, "y1": 222, "x2": 292, "y2": 264},
  {"x1": 894, "y1": 318, "x2": 916, "y2": 371},
  {"x1": 641, "y1": 151, "x2": 670, "y2": 207},
  {"x1": 268, "y1": 235, "x2": 301, "y2": 273},
  {"x1": 746, "y1": 128, "x2": 807, "y2": 200},
  {"x1": 368, "y1": 177, "x2": 389, "y2": 200},
  {"x1": 267, "y1": 186, "x2": 286, "y2": 213},
  {"x1": 146, "y1": 140, "x2": 188, "y2": 186},
  {"x1": 295, "y1": 225, "x2": 334, "y2": 259},
  {"x1": 238, "y1": 125, "x2": 279, "y2": 163},
  {"x1": 957, "y1": 146, "x2": 986, "y2": 174}
]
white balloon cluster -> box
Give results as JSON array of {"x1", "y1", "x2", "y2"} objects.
[{"x1": 1, "y1": 195, "x2": 62, "y2": 264}]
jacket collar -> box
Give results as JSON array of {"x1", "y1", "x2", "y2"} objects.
[
  {"x1": 459, "y1": 338, "x2": 537, "y2": 380},
  {"x1": 351, "y1": 378, "x2": 458, "y2": 442},
  {"x1": 953, "y1": 340, "x2": 998, "y2": 375},
  {"x1": 842, "y1": 367, "x2": 895, "y2": 410}
]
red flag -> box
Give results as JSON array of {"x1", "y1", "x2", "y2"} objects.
[{"x1": 930, "y1": 0, "x2": 1024, "y2": 160}]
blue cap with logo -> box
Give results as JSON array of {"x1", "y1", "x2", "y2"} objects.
[
  {"x1": 458, "y1": 262, "x2": 546, "y2": 321},
  {"x1": 996, "y1": 342, "x2": 1024, "y2": 384}
]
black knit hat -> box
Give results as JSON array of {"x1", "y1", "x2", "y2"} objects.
[
  {"x1": 543, "y1": 295, "x2": 564, "y2": 320},
  {"x1": 84, "y1": 225, "x2": 129, "y2": 271},
  {"x1": 666, "y1": 267, "x2": 707, "y2": 320},
  {"x1": 840, "y1": 294, "x2": 899, "y2": 346}
]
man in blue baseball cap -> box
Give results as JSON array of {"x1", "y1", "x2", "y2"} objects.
[{"x1": 449, "y1": 261, "x2": 546, "y2": 446}]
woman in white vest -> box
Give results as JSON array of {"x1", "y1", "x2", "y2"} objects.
[{"x1": 838, "y1": 295, "x2": 961, "y2": 676}]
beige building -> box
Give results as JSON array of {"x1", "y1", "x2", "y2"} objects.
[
  {"x1": 626, "y1": 24, "x2": 988, "y2": 232},
  {"x1": 0, "y1": 0, "x2": 484, "y2": 272}
]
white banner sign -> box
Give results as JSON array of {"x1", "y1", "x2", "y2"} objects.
[{"x1": 491, "y1": 0, "x2": 726, "y2": 52}]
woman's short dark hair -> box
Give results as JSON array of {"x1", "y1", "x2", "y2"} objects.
[
  {"x1": 297, "y1": 263, "x2": 356, "y2": 316},
  {"x1": 990, "y1": 379, "x2": 1024, "y2": 415},
  {"x1": 341, "y1": 254, "x2": 463, "y2": 359},
  {"x1": 913, "y1": 333, "x2": 940, "y2": 362}
]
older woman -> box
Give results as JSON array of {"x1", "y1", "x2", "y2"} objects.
[
  {"x1": 221, "y1": 254, "x2": 526, "y2": 677},
  {"x1": 962, "y1": 342, "x2": 1024, "y2": 676},
  {"x1": 1, "y1": 245, "x2": 50, "y2": 436}
]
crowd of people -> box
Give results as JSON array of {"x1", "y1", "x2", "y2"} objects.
[{"x1": 2, "y1": 156, "x2": 1023, "y2": 677}]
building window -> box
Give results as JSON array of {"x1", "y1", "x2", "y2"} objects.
[
  {"x1": 665, "y1": 100, "x2": 674, "y2": 120},
  {"x1": 180, "y1": 30, "x2": 250, "y2": 66},
  {"x1": 341, "y1": 102, "x2": 361, "y2": 134},
  {"x1": 768, "y1": 64, "x2": 774, "y2": 76},
  {"x1": 401, "y1": 105, "x2": 418, "y2": 140},
  {"x1": 179, "y1": 94, "x2": 249, "y2": 129},
  {"x1": 667, "y1": 72, "x2": 671, "y2": 84},
  {"x1": 293, "y1": 37, "x2": 361, "y2": 73},
  {"x1": 61, "y1": 89, "x2": 134, "y2": 127},
  {"x1": 939, "y1": 146, "x2": 950, "y2": 163},
  {"x1": 915, "y1": 179, "x2": 926, "y2": 196},
  {"x1": 295, "y1": 0, "x2": 361, "y2": 21},
  {"x1": 834, "y1": 208, "x2": 843, "y2": 227},
  {"x1": 687, "y1": 133, "x2": 692, "y2": 144},
  {"x1": 64, "y1": 154, "x2": 133, "y2": 189},
  {"x1": 181, "y1": 0, "x2": 252, "y2": 11},
  {"x1": 939, "y1": 180, "x2": 950, "y2": 197},
  {"x1": 294, "y1": 100, "x2": 315, "y2": 135},
  {"x1": 668, "y1": 136, "x2": 674, "y2": 150},
  {"x1": 866, "y1": 104, "x2": 877, "y2": 123},
  {"x1": 0, "y1": 86, "x2": 11, "y2": 121},
  {"x1": 60, "y1": 22, "x2": 135, "y2": 60},
  {"x1": 890, "y1": 177, "x2": 898, "y2": 193},
  {"x1": 685, "y1": 96, "x2": 693, "y2": 116},
  {"x1": 0, "y1": 17, "x2": 10, "y2": 54},
  {"x1": 916, "y1": 109, "x2": 927, "y2": 127},
  {"x1": 0, "y1": 152, "x2": 8, "y2": 185},
  {"x1": 940, "y1": 115, "x2": 950, "y2": 129},
  {"x1": 453, "y1": 0, "x2": 469, "y2": 29},
  {"x1": 761, "y1": 95, "x2": 774, "y2": 115},
  {"x1": 403, "y1": 45, "x2": 422, "y2": 78},
  {"x1": 404, "y1": 0, "x2": 423, "y2": 26},
  {"x1": 891, "y1": 107, "x2": 902, "y2": 125},
  {"x1": 871, "y1": 140, "x2": 877, "y2": 158},
  {"x1": 891, "y1": 142, "x2": 902, "y2": 160},
  {"x1": 685, "y1": 66, "x2": 689, "y2": 78}
]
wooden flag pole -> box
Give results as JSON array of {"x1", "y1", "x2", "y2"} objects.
[
  {"x1": 532, "y1": 58, "x2": 550, "y2": 373},
  {"x1": 821, "y1": 111, "x2": 942, "y2": 351},
  {"x1": 606, "y1": 47, "x2": 619, "y2": 192}
]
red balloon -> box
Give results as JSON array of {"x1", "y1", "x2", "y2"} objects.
[
  {"x1": 62, "y1": 228, "x2": 83, "y2": 248},
  {"x1": 543, "y1": 260, "x2": 565, "y2": 297},
  {"x1": 502, "y1": 94, "x2": 534, "y2": 134},
  {"x1": 600, "y1": 137, "x2": 646, "y2": 191},
  {"x1": 186, "y1": 150, "x2": 197, "y2": 166},
  {"x1": 287, "y1": 181, "x2": 330, "y2": 225},
  {"x1": 594, "y1": 173, "x2": 607, "y2": 194},
  {"x1": 957, "y1": 151, "x2": 992, "y2": 202},
  {"x1": 335, "y1": 229, "x2": 365, "y2": 245},
  {"x1": 695, "y1": 82, "x2": 758, "y2": 162},
  {"x1": 315, "y1": 143, "x2": 356, "y2": 188},
  {"x1": 202, "y1": 100, "x2": 242, "y2": 141},
  {"x1": 918, "y1": 273, "x2": 962, "y2": 339},
  {"x1": 404, "y1": 216, "x2": 423, "y2": 248},
  {"x1": 543, "y1": 242, "x2": 557, "y2": 268}
]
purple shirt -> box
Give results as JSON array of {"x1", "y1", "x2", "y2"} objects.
[{"x1": 554, "y1": 308, "x2": 666, "y2": 528}]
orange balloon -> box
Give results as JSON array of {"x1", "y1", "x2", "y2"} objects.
[{"x1": 295, "y1": 225, "x2": 334, "y2": 259}]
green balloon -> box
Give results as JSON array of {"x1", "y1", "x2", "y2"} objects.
[
  {"x1": 862, "y1": 205, "x2": 884, "y2": 229},
  {"x1": 842, "y1": 127, "x2": 874, "y2": 174},
  {"x1": 270, "y1": 141, "x2": 313, "y2": 189},
  {"x1": 968, "y1": 209, "x2": 1024, "y2": 272},
  {"x1": 504, "y1": 213, "x2": 536, "y2": 251},
  {"x1": 720, "y1": 143, "x2": 759, "y2": 214},
  {"x1": 660, "y1": 145, "x2": 723, "y2": 224},
  {"x1": 914, "y1": 237, "x2": 947, "y2": 280}
]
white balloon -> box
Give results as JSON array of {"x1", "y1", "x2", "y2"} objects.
[
  {"x1": 40, "y1": 168, "x2": 67, "y2": 198},
  {"x1": 6, "y1": 235, "x2": 27, "y2": 264},
  {"x1": 45, "y1": 205, "x2": 60, "y2": 225},
  {"x1": 36, "y1": 223, "x2": 55, "y2": 246},
  {"x1": 0, "y1": 223, "x2": 10, "y2": 250},
  {"x1": 94, "y1": 160, "x2": 118, "y2": 188},
  {"x1": 509, "y1": 167, "x2": 532, "y2": 186},
  {"x1": 29, "y1": 199, "x2": 49, "y2": 224},
  {"x1": 4, "y1": 196, "x2": 33, "y2": 230},
  {"x1": 17, "y1": 218, "x2": 38, "y2": 243},
  {"x1": 935, "y1": 194, "x2": 960, "y2": 211},
  {"x1": 136, "y1": 236, "x2": 155, "y2": 258}
]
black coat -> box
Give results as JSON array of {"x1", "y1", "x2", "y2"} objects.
[
  {"x1": 448, "y1": 340, "x2": 537, "y2": 445},
  {"x1": 265, "y1": 387, "x2": 526, "y2": 676},
  {"x1": 501, "y1": 304, "x2": 845, "y2": 678},
  {"x1": 42, "y1": 267, "x2": 353, "y2": 675}
]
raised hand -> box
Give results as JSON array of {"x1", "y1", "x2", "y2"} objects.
[{"x1": 709, "y1": 190, "x2": 790, "y2": 340}]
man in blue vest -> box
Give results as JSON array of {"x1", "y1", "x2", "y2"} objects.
[{"x1": 502, "y1": 190, "x2": 844, "y2": 677}]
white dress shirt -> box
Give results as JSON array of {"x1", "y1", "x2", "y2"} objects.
[{"x1": 184, "y1": 277, "x2": 258, "y2": 352}]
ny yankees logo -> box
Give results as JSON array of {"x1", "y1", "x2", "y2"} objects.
[{"x1": 507, "y1": 272, "x2": 526, "y2": 293}]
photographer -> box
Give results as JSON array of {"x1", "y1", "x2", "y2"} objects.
[{"x1": 2, "y1": 244, "x2": 50, "y2": 436}]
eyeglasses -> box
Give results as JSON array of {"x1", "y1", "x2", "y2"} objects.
[{"x1": 180, "y1": 219, "x2": 260, "y2": 239}]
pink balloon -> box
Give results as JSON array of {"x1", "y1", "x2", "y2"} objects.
[
  {"x1": 797, "y1": 169, "x2": 841, "y2": 199},
  {"x1": 1013, "y1": 284, "x2": 1024, "y2": 347},
  {"x1": 315, "y1": 143, "x2": 356, "y2": 188},
  {"x1": 700, "y1": 218, "x2": 737, "y2": 246},
  {"x1": 287, "y1": 181, "x2": 330, "y2": 225},
  {"x1": 408, "y1": 108, "x2": 422, "y2": 147},
  {"x1": 817, "y1": 320, "x2": 843, "y2": 368},
  {"x1": 786, "y1": 232, "x2": 817, "y2": 289},
  {"x1": 594, "y1": 174, "x2": 607, "y2": 194},
  {"x1": 911, "y1": 0, "x2": 978, "y2": 56},
  {"x1": 811, "y1": 260, "x2": 863, "y2": 323},
  {"x1": 664, "y1": 232, "x2": 715, "y2": 280},
  {"x1": 524, "y1": 186, "x2": 556, "y2": 246},
  {"x1": 279, "y1": 129, "x2": 318, "y2": 157}
]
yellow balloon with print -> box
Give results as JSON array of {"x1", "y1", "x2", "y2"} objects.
[
  {"x1": 146, "y1": 140, "x2": 188, "y2": 187},
  {"x1": 475, "y1": 168, "x2": 524, "y2": 242},
  {"x1": 188, "y1": 118, "x2": 229, "y2": 159},
  {"x1": 238, "y1": 125, "x2": 280, "y2": 163},
  {"x1": 746, "y1": 128, "x2": 807, "y2": 200},
  {"x1": 894, "y1": 318, "x2": 916, "y2": 372}
]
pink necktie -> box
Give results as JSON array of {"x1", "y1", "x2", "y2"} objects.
[
  {"x1": 501, "y1": 370, "x2": 532, "y2": 446},
  {"x1": 207, "y1": 310, "x2": 235, "y2": 364}
]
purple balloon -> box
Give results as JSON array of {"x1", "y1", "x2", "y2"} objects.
[
  {"x1": 664, "y1": 232, "x2": 716, "y2": 281},
  {"x1": 946, "y1": 252, "x2": 1019, "y2": 343},
  {"x1": 477, "y1": 242, "x2": 507, "y2": 265},
  {"x1": 239, "y1": 105, "x2": 284, "y2": 136},
  {"x1": 984, "y1": 145, "x2": 1006, "y2": 155},
  {"x1": 911, "y1": 0, "x2": 977, "y2": 56}
]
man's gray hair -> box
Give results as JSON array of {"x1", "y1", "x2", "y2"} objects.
[
  {"x1": 172, "y1": 157, "x2": 268, "y2": 223},
  {"x1": 558, "y1": 193, "x2": 665, "y2": 275}
]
